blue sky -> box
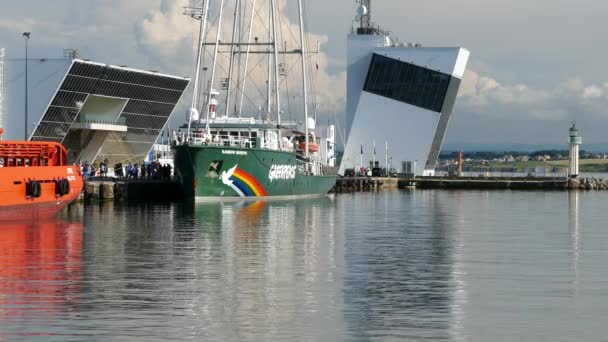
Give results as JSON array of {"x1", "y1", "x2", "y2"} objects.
[{"x1": 2, "y1": 0, "x2": 608, "y2": 146}]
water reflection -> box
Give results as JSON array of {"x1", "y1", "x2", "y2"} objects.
[
  {"x1": 0, "y1": 219, "x2": 83, "y2": 336},
  {"x1": 38, "y1": 197, "x2": 344, "y2": 340},
  {"x1": 3, "y1": 191, "x2": 605, "y2": 340},
  {"x1": 569, "y1": 191, "x2": 580, "y2": 297},
  {"x1": 342, "y1": 191, "x2": 455, "y2": 341}
]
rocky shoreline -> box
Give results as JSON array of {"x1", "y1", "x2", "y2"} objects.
[{"x1": 568, "y1": 177, "x2": 608, "y2": 190}]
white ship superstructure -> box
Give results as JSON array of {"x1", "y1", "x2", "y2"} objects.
[{"x1": 341, "y1": 0, "x2": 470, "y2": 176}]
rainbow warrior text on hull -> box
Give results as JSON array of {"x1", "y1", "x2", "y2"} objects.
[{"x1": 173, "y1": 0, "x2": 338, "y2": 200}]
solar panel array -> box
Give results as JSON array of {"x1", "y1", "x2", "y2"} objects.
[{"x1": 30, "y1": 60, "x2": 189, "y2": 164}]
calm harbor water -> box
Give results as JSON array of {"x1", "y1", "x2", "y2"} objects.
[{"x1": 0, "y1": 190, "x2": 607, "y2": 341}]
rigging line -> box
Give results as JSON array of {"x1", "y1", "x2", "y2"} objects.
[
  {"x1": 247, "y1": 0, "x2": 272, "y2": 38},
  {"x1": 276, "y1": 0, "x2": 293, "y2": 126},
  {"x1": 302, "y1": 0, "x2": 320, "y2": 135},
  {"x1": 233, "y1": 54, "x2": 271, "y2": 112},
  {"x1": 197, "y1": 8, "x2": 224, "y2": 113},
  {"x1": 277, "y1": 5, "x2": 301, "y2": 52},
  {"x1": 237, "y1": 0, "x2": 259, "y2": 117},
  {"x1": 279, "y1": 5, "x2": 297, "y2": 121}
]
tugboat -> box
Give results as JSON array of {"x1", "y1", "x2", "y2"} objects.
[{"x1": 0, "y1": 128, "x2": 84, "y2": 220}]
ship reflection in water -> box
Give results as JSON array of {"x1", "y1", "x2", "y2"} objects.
[
  {"x1": 0, "y1": 219, "x2": 83, "y2": 337},
  {"x1": 1, "y1": 191, "x2": 604, "y2": 340}
]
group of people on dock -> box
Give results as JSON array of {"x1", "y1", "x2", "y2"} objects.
[
  {"x1": 118, "y1": 161, "x2": 172, "y2": 181},
  {"x1": 81, "y1": 160, "x2": 109, "y2": 178},
  {"x1": 80, "y1": 159, "x2": 172, "y2": 181}
]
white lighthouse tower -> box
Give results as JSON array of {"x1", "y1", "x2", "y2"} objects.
[{"x1": 568, "y1": 123, "x2": 582, "y2": 178}]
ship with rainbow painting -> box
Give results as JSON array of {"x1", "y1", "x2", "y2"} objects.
[{"x1": 172, "y1": 0, "x2": 338, "y2": 200}]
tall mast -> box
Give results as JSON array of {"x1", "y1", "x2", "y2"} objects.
[
  {"x1": 270, "y1": 0, "x2": 281, "y2": 128},
  {"x1": 224, "y1": 0, "x2": 241, "y2": 117},
  {"x1": 186, "y1": 1, "x2": 211, "y2": 140},
  {"x1": 204, "y1": 0, "x2": 227, "y2": 132},
  {"x1": 234, "y1": 0, "x2": 244, "y2": 117},
  {"x1": 297, "y1": 0, "x2": 309, "y2": 159},
  {"x1": 265, "y1": 2, "x2": 272, "y2": 120},
  {"x1": 238, "y1": 0, "x2": 257, "y2": 117}
]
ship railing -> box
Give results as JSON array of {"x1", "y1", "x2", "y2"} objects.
[{"x1": 187, "y1": 133, "x2": 256, "y2": 149}]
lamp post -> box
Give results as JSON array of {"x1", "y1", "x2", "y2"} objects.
[{"x1": 23, "y1": 32, "x2": 30, "y2": 140}]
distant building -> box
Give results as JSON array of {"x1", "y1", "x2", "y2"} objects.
[
  {"x1": 4, "y1": 56, "x2": 189, "y2": 164},
  {"x1": 339, "y1": 2, "x2": 470, "y2": 176}
]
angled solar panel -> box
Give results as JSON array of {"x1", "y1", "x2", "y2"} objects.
[{"x1": 30, "y1": 59, "x2": 189, "y2": 165}]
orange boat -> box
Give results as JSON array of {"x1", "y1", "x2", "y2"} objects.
[{"x1": 0, "y1": 129, "x2": 84, "y2": 220}]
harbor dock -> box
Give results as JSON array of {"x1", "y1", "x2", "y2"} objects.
[
  {"x1": 83, "y1": 178, "x2": 183, "y2": 201},
  {"x1": 82, "y1": 175, "x2": 608, "y2": 201}
]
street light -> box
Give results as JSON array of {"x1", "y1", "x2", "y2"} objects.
[{"x1": 23, "y1": 32, "x2": 30, "y2": 140}]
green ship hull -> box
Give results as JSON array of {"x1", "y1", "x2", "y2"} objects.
[{"x1": 173, "y1": 145, "x2": 337, "y2": 200}]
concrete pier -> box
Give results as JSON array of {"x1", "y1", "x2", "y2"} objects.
[
  {"x1": 83, "y1": 179, "x2": 183, "y2": 201},
  {"x1": 82, "y1": 175, "x2": 608, "y2": 201},
  {"x1": 413, "y1": 176, "x2": 568, "y2": 190}
]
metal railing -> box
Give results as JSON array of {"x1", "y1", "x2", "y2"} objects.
[
  {"x1": 186, "y1": 132, "x2": 257, "y2": 148},
  {"x1": 79, "y1": 116, "x2": 127, "y2": 126}
]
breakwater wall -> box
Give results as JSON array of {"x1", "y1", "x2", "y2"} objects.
[
  {"x1": 334, "y1": 176, "x2": 608, "y2": 192},
  {"x1": 414, "y1": 176, "x2": 568, "y2": 190}
]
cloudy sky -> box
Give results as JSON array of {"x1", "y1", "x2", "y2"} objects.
[{"x1": 1, "y1": 0, "x2": 608, "y2": 147}]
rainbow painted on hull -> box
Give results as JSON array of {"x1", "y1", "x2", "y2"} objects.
[{"x1": 222, "y1": 165, "x2": 268, "y2": 197}]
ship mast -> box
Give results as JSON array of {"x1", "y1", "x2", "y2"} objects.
[
  {"x1": 204, "y1": 0, "x2": 227, "y2": 133},
  {"x1": 297, "y1": 0, "x2": 309, "y2": 160},
  {"x1": 266, "y1": 3, "x2": 272, "y2": 120},
  {"x1": 224, "y1": 0, "x2": 241, "y2": 118},
  {"x1": 185, "y1": 1, "x2": 211, "y2": 141},
  {"x1": 238, "y1": 0, "x2": 257, "y2": 117},
  {"x1": 270, "y1": 0, "x2": 282, "y2": 129}
]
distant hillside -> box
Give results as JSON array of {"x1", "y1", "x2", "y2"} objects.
[{"x1": 443, "y1": 143, "x2": 608, "y2": 153}]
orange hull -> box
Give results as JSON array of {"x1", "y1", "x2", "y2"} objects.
[
  {"x1": 0, "y1": 140, "x2": 84, "y2": 220},
  {"x1": 0, "y1": 165, "x2": 84, "y2": 220}
]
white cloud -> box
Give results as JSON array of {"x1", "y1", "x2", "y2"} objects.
[
  {"x1": 448, "y1": 69, "x2": 608, "y2": 144},
  {"x1": 582, "y1": 85, "x2": 604, "y2": 100}
]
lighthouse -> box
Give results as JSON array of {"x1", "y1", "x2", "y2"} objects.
[{"x1": 569, "y1": 123, "x2": 582, "y2": 178}]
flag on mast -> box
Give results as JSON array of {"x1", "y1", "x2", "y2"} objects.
[
  {"x1": 373, "y1": 140, "x2": 376, "y2": 156},
  {"x1": 373, "y1": 140, "x2": 376, "y2": 165}
]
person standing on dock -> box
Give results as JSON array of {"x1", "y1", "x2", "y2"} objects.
[
  {"x1": 133, "y1": 163, "x2": 139, "y2": 180},
  {"x1": 147, "y1": 163, "x2": 152, "y2": 180}
]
